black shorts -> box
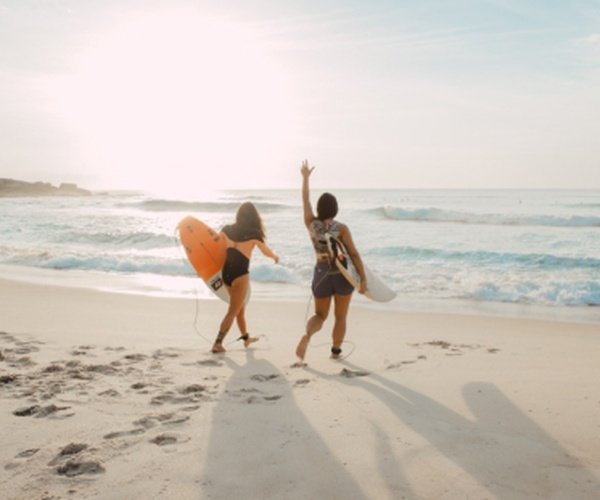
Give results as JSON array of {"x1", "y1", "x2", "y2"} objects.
[{"x1": 312, "y1": 263, "x2": 354, "y2": 298}]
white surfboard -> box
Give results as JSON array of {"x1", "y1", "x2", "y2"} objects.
[{"x1": 326, "y1": 234, "x2": 396, "y2": 303}]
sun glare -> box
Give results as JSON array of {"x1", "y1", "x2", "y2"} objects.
[{"x1": 46, "y1": 9, "x2": 298, "y2": 195}]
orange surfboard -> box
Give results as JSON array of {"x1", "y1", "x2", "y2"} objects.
[{"x1": 178, "y1": 216, "x2": 231, "y2": 302}]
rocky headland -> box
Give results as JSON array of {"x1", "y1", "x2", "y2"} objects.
[{"x1": 0, "y1": 179, "x2": 92, "y2": 197}]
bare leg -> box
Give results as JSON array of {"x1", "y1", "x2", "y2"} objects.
[
  {"x1": 212, "y1": 277, "x2": 249, "y2": 353},
  {"x1": 295, "y1": 296, "x2": 331, "y2": 361},
  {"x1": 331, "y1": 293, "x2": 352, "y2": 358},
  {"x1": 236, "y1": 305, "x2": 259, "y2": 348},
  {"x1": 236, "y1": 304, "x2": 247, "y2": 336}
]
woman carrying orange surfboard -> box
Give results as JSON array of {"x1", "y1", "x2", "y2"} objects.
[{"x1": 211, "y1": 202, "x2": 279, "y2": 354}]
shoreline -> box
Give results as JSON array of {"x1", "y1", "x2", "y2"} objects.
[
  {"x1": 1, "y1": 263, "x2": 599, "y2": 326},
  {"x1": 1, "y1": 276, "x2": 599, "y2": 498}
]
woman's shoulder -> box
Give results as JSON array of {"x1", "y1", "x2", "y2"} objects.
[{"x1": 227, "y1": 225, "x2": 264, "y2": 243}]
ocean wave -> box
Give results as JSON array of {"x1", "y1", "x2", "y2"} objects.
[
  {"x1": 1, "y1": 247, "x2": 301, "y2": 284},
  {"x1": 55, "y1": 230, "x2": 175, "y2": 249},
  {"x1": 125, "y1": 199, "x2": 289, "y2": 213},
  {"x1": 0, "y1": 246, "x2": 187, "y2": 276},
  {"x1": 250, "y1": 264, "x2": 298, "y2": 285},
  {"x1": 379, "y1": 206, "x2": 600, "y2": 228},
  {"x1": 471, "y1": 281, "x2": 600, "y2": 306},
  {"x1": 38, "y1": 255, "x2": 190, "y2": 276},
  {"x1": 371, "y1": 246, "x2": 600, "y2": 270},
  {"x1": 563, "y1": 203, "x2": 600, "y2": 208}
]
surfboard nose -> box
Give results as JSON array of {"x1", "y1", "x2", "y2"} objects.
[{"x1": 177, "y1": 216, "x2": 227, "y2": 281}]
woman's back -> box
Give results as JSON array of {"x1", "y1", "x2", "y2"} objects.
[
  {"x1": 222, "y1": 224, "x2": 263, "y2": 259},
  {"x1": 309, "y1": 219, "x2": 343, "y2": 254}
]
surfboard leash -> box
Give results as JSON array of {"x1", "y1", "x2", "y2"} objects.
[
  {"x1": 308, "y1": 339, "x2": 356, "y2": 361},
  {"x1": 303, "y1": 261, "x2": 356, "y2": 360},
  {"x1": 172, "y1": 228, "x2": 214, "y2": 345}
]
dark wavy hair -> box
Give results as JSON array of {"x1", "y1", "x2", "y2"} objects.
[
  {"x1": 235, "y1": 202, "x2": 265, "y2": 240},
  {"x1": 316, "y1": 192, "x2": 338, "y2": 221}
]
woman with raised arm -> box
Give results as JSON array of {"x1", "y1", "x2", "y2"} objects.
[
  {"x1": 295, "y1": 160, "x2": 367, "y2": 361},
  {"x1": 211, "y1": 202, "x2": 279, "y2": 354}
]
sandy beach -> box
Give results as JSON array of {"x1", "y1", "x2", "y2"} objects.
[{"x1": 0, "y1": 277, "x2": 598, "y2": 499}]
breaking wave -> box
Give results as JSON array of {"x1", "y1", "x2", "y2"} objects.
[{"x1": 380, "y1": 206, "x2": 600, "y2": 228}]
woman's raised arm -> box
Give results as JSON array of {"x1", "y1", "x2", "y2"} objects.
[{"x1": 301, "y1": 159, "x2": 315, "y2": 228}]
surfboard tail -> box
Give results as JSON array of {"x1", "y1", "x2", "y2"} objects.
[{"x1": 325, "y1": 232, "x2": 397, "y2": 303}]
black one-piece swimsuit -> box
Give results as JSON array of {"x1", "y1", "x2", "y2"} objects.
[{"x1": 222, "y1": 247, "x2": 249, "y2": 286}]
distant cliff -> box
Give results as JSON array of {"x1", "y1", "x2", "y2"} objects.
[{"x1": 0, "y1": 178, "x2": 92, "y2": 197}]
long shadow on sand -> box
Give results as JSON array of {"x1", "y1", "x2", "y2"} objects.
[
  {"x1": 305, "y1": 360, "x2": 600, "y2": 499},
  {"x1": 201, "y1": 350, "x2": 370, "y2": 499}
]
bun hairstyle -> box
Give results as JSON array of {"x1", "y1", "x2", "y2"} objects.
[{"x1": 316, "y1": 192, "x2": 338, "y2": 221}]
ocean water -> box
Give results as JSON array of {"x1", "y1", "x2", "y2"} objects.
[{"x1": 1, "y1": 189, "x2": 599, "y2": 323}]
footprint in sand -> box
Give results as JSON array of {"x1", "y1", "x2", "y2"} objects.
[
  {"x1": 4, "y1": 448, "x2": 40, "y2": 471},
  {"x1": 385, "y1": 356, "x2": 427, "y2": 370},
  {"x1": 293, "y1": 379, "x2": 311, "y2": 387},
  {"x1": 16, "y1": 448, "x2": 40, "y2": 458},
  {"x1": 223, "y1": 387, "x2": 252, "y2": 400},
  {"x1": 134, "y1": 412, "x2": 191, "y2": 429},
  {"x1": 150, "y1": 433, "x2": 179, "y2": 446},
  {"x1": 85, "y1": 364, "x2": 119, "y2": 375},
  {"x1": 134, "y1": 415, "x2": 166, "y2": 429},
  {"x1": 56, "y1": 460, "x2": 105, "y2": 477},
  {"x1": 245, "y1": 394, "x2": 283, "y2": 404},
  {"x1": 410, "y1": 340, "x2": 500, "y2": 356},
  {"x1": 104, "y1": 346, "x2": 126, "y2": 352},
  {"x1": 98, "y1": 389, "x2": 121, "y2": 397},
  {"x1": 161, "y1": 415, "x2": 191, "y2": 426},
  {"x1": 149, "y1": 361, "x2": 163, "y2": 371},
  {"x1": 0, "y1": 374, "x2": 18, "y2": 385},
  {"x1": 152, "y1": 349, "x2": 181, "y2": 360},
  {"x1": 70, "y1": 345, "x2": 95, "y2": 356},
  {"x1": 13, "y1": 404, "x2": 72, "y2": 418},
  {"x1": 42, "y1": 363, "x2": 65, "y2": 374},
  {"x1": 103, "y1": 428, "x2": 146, "y2": 439},
  {"x1": 150, "y1": 391, "x2": 204, "y2": 406},
  {"x1": 0, "y1": 331, "x2": 17, "y2": 342},
  {"x1": 179, "y1": 384, "x2": 207, "y2": 395},
  {"x1": 12, "y1": 342, "x2": 40, "y2": 356},
  {"x1": 263, "y1": 395, "x2": 283, "y2": 401},
  {"x1": 340, "y1": 368, "x2": 370, "y2": 378},
  {"x1": 123, "y1": 353, "x2": 147, "y2": 363},
  {"x1": 48, "y1": 444, "x2": 104, "y2": 478},
  {"x1": 250, "y1": 374, "x2": 280, "y2": 382},
  {"x1": 194, "y1": 359, "x2": 223, "y2": 367},
  {"x1": 48, "y1": 443, "x2": 88, "y2": 466},
  {"x1": 7, "y1": 356, "x2": 36, "y2": 368}
]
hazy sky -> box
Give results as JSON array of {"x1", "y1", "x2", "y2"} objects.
[{"x1": 1, "y1": 0, "x2": 599, "y2": 192}]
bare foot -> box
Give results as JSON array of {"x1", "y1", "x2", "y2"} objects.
[
  {"x1": 211, "y1": 344, "x2": 226, "y2": 354},
  {"x1": 295, "y1": 335, "x2": 310, "y2": 361},
  {"x1": 243, "y1": 336, "x2": 259, "y2": 348}
]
